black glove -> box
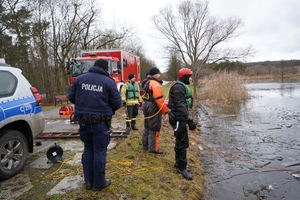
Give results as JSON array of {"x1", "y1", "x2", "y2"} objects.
[
  {"x1": 123, "y1": 102, "x2": 126, "y2": 106},
  {"x1": 188, "y1": 120, "x2": 196, "y2": 130}
]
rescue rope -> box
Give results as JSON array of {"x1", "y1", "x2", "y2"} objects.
[
  {"x1": 189, "y1": 134, "x2": 300, "y2": 172},
  {"x1": 106, "y1": 160, "x2": 164, "y2": 176},
  {"x1": 115, "y1": 103, "x2": 165, "y2": 120},
  {"x1": 115, "y1": 82, "x2": 172, "y2": 120},
  {"x1": 45, "y1": 158, "x2": 164, "y2": 180},
  {"x1": 45, "y1": 158, "x2": 82, "y2": 180}
]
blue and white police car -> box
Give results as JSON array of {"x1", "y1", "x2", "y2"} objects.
[{"x1": 0, "y1": 59, "x2": 45, "y2": 180}]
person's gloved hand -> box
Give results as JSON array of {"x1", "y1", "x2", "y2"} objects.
[
  {"x1": 187, "y1": 120, "x2": 196, "y2": 130},
  {"x1": 123, "y1": 102, "x2": 126, "y2": 106}
]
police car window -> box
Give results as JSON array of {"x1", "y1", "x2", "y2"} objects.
[{"x1": 0, "y1": 71, "x2": 17, "y2": 97}]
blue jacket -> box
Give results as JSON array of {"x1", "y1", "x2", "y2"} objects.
[{"x1": 68, "y1": 66, "x2": 121, "y2": 118}]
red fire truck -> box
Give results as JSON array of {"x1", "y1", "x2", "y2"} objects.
[{"x1": 67, "y1": 50, "x2": 140, "y2": 90}]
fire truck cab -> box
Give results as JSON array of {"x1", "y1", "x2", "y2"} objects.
[{"x1": 67, "y1": 50, "x2": 140, "y2": 90}]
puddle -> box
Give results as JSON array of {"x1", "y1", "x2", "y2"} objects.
[{"x1": 198, "y1": 78, "x2": 300, "y2": 200}]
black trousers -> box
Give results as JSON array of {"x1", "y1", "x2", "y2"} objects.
[
  {"x1": 173, "y1": 121, "x2": 189, "y2": 170},
  {"x1": 126, "y1": 104, "x2": 139, "y2": 122}
]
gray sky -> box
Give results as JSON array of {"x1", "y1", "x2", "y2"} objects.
[{"x1": 101, "y1": 0, "x2": 300, "y2": 72}]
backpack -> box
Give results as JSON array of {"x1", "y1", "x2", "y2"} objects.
[{"x1": 140, "y1": 79, "x2": 150, "y2": 98}]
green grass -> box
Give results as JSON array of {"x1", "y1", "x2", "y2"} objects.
[{"x1": 162, "y1": 82, "x2": 172, "y2": 96}]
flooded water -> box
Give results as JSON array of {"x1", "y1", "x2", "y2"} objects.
[{"x1": 198, "y1": 78, "x2": 300, "y2": 200}]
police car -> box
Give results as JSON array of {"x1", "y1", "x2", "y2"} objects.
[{"x1": 0, "y1": 59, "x2": 45, "y2": 180}]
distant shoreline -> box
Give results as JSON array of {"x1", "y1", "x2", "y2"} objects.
[{"x1": 244, "y1": 73, "x2": 300, "y2": 80}]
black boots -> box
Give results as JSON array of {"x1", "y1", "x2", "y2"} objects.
[
  {"x1": 92, "y1": 179, "x2": 111, "y2": 191},
  {"x1": 149, "y1": 149, "x2": 163, "y2": 154},
  {"x1": 86, "y1": 182, "x2": 92, "y2": 190},
  {"x1": 131, "y1": 120, "x2": 138, "y2": 130},
  {"x1": 86, "y1": 179, "x2": 112, "y2": 191},
  {"x1": 174, "y1": 163, "x2": 190, "y2": 172},
  {"x1": 131, "y1": 125, "x2": 138, "y2": 130},
  {"x1": 124, "y1": 127, "x2": 130, "y2": 133},
  {"x1": 178, "y1": 169, "x2": 193, "y2": 180},
  {"x1": 125, "y1": 122, "x2": 130, "y2": 133},
  {"x1": 125, "y1": 121, "x2": 138, "y2": 133}
]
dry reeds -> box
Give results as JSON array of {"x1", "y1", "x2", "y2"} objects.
[{"x1": 198, "y1": 71, "x2": 248, "y2": 107}]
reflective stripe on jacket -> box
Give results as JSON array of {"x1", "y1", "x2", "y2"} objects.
[{"x1": 121, "y1": 81, "x2": 142, "y2": 106}]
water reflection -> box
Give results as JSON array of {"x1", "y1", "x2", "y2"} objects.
[{"x1": 198, "y1": 78, "x2": 300, "y2": 200}]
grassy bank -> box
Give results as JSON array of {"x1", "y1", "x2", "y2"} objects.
[
  {"x1": 28, "y1": 84, "x2": 205, "y2": 200},
  {"x1": 25, "y1": 116, "x2": 204, "y2": 200},
  {"x1": 24, "y1": 119, "x2": 205, "y2": 200},
  {"x1": 95, "y1": 119, "x2": 204, "y2": 200}
]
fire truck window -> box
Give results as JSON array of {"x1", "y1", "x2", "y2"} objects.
[
  {"x1": 73, "y1": 60, "x2": 96, "y2": 76},
  {"x1": 73, "y1": 64, "x2": 81, "y2": 76},
  {"x1": 82, "y1": 62, "x2": 90, "y2": 73},
  {"x1": 112, "y1": 61, "x2": 120, "y2": 75},
  {"x1": 123, "y1": 59, "x2": 127, "y2": 68}
]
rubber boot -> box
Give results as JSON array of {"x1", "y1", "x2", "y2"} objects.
[
  {"x1": 131, "y1": 120, "x2": 138, "y2": 130},
  {"x1": 124, "y1": 122, "x2": 130, "y2": 133},
  {"x1": 174, "y1": 150, "x2": 190, "y2": 171},
  {"x1": 178, "y1": 169, "x2": 193, "y2": 180},
  {"x1": 142, "y1": 130, "x2": 149, "y2": 151},
  {"x1": 148, "y1": 135, "x2": 163, "y2": 154},
  {"x1": 174, "y1": 163, "x2": 190, "y2": 172}
]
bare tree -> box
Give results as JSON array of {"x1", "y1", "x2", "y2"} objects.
[
  {"x1": 166, "y1": 50, "x2": 182, "y2": 81},
  {"x1": 28, "y1": 0, "x2": 134, "y2": 104},
  {"x1": 152, "y1": 0, "x2": 251, "y2": 95},
  {"x1": 1, "y1": 0, "x2": 139, "y2": 105}
]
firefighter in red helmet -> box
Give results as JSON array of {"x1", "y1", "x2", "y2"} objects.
[{"x1": 168, "y1": 68, "x2": 196, "y2": 180}]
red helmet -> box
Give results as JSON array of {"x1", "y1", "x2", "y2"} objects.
[{"x1": 178, "y1": 68, "x2": 193, "y2": 78}]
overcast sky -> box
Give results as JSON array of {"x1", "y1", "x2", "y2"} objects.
[{"x1": 101, "y1": 0, "x2": 300, "y2": 72}]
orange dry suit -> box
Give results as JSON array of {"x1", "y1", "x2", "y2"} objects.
[{"x1": 141, "y1": 76, "x2": 168, "y2": 152}]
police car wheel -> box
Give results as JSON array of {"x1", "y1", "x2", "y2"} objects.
[{"x1": 0, "y1": 130, "x2": 29, "y2": 180}]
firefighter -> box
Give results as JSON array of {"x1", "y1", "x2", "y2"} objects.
[
  {"x1": 141, "y1": 67, "x2": 169, "y2": 154},
  {"x1": 168, "y1": 68, "x2": 196, "y2": 180},
  {"x1": 68, "y1": 59, "x2": 122, "y2": 191},
  {"x1": 121, "y1": 73, "x2": 142, "y2": 133}
]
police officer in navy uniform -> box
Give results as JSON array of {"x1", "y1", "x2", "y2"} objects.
[
  {"x1": 168, "y1": 68, "x2": 196, "y2": 180},
  {"x1": 68, "y1": 59, "x2": 121, "y2": 191}
]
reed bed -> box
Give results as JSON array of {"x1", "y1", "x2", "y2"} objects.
[{"x1": 198, "y1": 71, "x2": 249, "y2": 107}]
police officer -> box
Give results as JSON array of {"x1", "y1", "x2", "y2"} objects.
[
  {"x1": 168, "y1": 68, "x2": 196, "y2": 180},
  {"x1": 68, "y1": 59, "x2": 121, "y2": 191},
  {"x1": 141, "y1": 67, "x2": 169, "y2": 154},
  {"x1": 121, "y1": 73, "x2": 142, "y2": 133}
]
